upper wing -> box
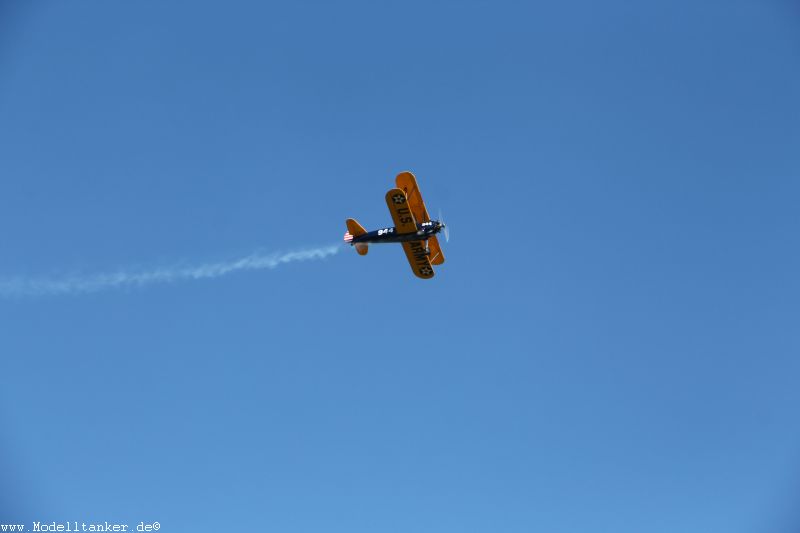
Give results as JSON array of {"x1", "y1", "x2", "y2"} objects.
[
  {"x1": 402, "y1": 240, "x2": 435, "y2": 279},
  {"x1": 395, "y1": 171, "x2": 431, "y2": 223},
  {"x1": 427, "y1": 235, "x2": 445, "y2": 265},
  {"x1": 386, "y1": 189, "x2": 434, "y2": 278},
  {"x1": 385, "y1": 188, "x2": 417, "y2": 234}
]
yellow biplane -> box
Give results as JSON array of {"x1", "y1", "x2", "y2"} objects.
[{"x1": 344, "y1": 171, "x2": 448, "y2": 279}]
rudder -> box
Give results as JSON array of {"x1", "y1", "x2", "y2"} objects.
[{"x1": 345, "y1": 218, "x2": 369, "y2": 256}]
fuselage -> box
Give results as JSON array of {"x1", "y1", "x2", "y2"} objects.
[{"x1": 353, "y1": 220, "x2": 444, "y2": 244}]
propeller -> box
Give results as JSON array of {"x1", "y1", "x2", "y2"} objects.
[{"x1": 438, "y1": 208, "x2": 450, "y2": 243}]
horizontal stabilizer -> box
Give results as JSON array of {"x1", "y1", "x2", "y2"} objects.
[{"x1": 346, "y1": 218, "x2": 367, "y2": 237}]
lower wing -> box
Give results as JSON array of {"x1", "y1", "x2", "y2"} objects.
[{"x1": 401, "y1": 241, "x2": 435, "y2": 279}]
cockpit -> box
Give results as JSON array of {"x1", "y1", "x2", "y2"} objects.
[{"x1": 418, "y1": 220, "x2": 445, "y2": 235}]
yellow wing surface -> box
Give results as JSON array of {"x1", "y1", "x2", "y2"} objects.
[
  {"x1": 396, "y1": 171, "x2": 445, "y2": 265},
  {"x1": 385, "y1": 188, "x2": 435, "y2": 278},
  {"x1": 427, "y1": 235, "x2": 445, "y2": 265},
  {"x1": 385, "y1": 188, "x2": 417, "y2": 234},
  {"x1": 396, "y1": 171, "x2": 431, "y2": 223},
  {"x1": 402, "y1": 240, "x2": 435, "y2": 279}
]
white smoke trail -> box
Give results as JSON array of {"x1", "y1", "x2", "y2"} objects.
[{"x1": 0, "y1": 244, "x2": 341, "y2": 297}]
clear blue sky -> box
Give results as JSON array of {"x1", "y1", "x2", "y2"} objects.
[{"x1": 1, "y1": 1, "x2": 799, "y2": 531}]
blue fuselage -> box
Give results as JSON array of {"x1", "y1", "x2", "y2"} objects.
[{"x1": 352, "y1": 221, "x2": 444, "y2": 244}]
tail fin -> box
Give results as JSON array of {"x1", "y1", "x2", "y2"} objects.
[{"x1": 344, "y1": 218, "x2": 369, "y2": 256}]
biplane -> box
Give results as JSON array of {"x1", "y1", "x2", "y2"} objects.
[{"x1": 344, "y1": 171, "x2": 448, "y2": 279}]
